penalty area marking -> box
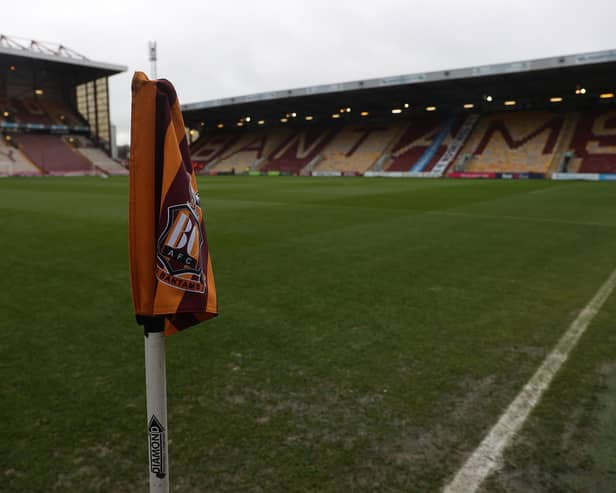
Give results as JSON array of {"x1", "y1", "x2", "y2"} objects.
[{"x1": 443, "y1": 266, "x2": 616, "y2": 493}]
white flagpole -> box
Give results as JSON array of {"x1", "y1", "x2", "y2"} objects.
[{"x1": 144, "y1": 324, "x2": 169, "y2": 493}]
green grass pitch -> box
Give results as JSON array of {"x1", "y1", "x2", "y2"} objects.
[{"x1": 1, "y1": 176, "x2": 616, "y2": 492}]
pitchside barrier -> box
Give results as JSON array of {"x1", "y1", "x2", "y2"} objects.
[
  {"x1": 363, "y1": 171, "x2": 440, "y2": 178},
  {"x1": 552, "y1": 172, "x2": 616, "y2": 181},
  {"x1": 311, "y1": 171, "x2": 342, "y2": 177},
  {"x1": 447, "y1": 172, "x2": 545, "y2": 179},
  {"x1": 200, "y1": 169, "x2": 616, "y2": 181}
]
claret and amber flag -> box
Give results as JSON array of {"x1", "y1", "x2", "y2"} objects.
[
  {"x1": 129, "y1": 71, "x2": 217, "y2": 336},
  {"x1": 129, "y1": 71, "x2": 218, "y2": 492}
]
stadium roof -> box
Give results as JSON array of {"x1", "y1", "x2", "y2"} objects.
[
  {"x1": 0, "y1": 34, "x2": 127, "y2": 82},
  {"x1": 182, "y1": 48, "x2": 616, "y2": 129}
]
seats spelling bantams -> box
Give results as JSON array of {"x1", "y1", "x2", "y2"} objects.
[
  {"x1": 315, "y1": 123, "x2": 402, "y2": 174},
  {"x1": 568, "y1": 109, "x2": 616, "y2": 173},
  {"x1": 458, "y1": 111, "x2": 566, "y2": 173},
  {"x1": 261, "y1": 127, "x2": 338, "y2": 174},
  {"x1": 385, "y1": 117, "x2": 462, "y2": 172},
  {"x1": 189, "y1": 109, "x2": 616, "y2": 176}
]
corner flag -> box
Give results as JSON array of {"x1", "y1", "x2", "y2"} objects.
[
  {"x1": 129, "y1": 71, "x2": 218, "y2": 492},
  {"x1": 129, "y1": 71, "x2": 217, "y2": 335}
]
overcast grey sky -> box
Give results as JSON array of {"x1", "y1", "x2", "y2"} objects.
[{"x1": 5, "y1": 0, "x2": 616, "y2": 144}]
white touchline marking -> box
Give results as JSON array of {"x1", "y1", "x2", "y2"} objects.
[{"x1": 443, "y1": 266, "x2": 616, "y2": 493}]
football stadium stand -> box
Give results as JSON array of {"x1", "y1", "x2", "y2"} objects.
[
  {"x1": 10, "y1": 98, "x2": 54, "y2": 125},
  {"x1": 261, "y1": 127, "x2": 338, "y2": 174},
  {"x1": 16, "y1": 134, "x2": 93, "y2": 175},
  {"x1": 38, "y1": 99, "x2": 88, "y2": 127},
  {"x1": 0, "y1": 35, "x2": 126, "y2": 176},
  {"x1": 315, "y1": 123, "x2": 402, "y2": 174},
  {"x1": 431, "y1": 113, "x2": 480, "y2": 175},
  {"x1": 206, "y1": 128, "x2": 294, "y2": 172},
  {"x1": 0, "y1": 137, "x2": 40, "y2": 176},
  {"x1": 2, "y1": 96, "x2": 89, "y2": 129},
  {"x1": 191, "y1": 133, "x2": 239, "y2": 168},
  {"x1": 384, "y1": 117, "x2": 462, "y2": 172},
  {"x1": 457, "y1": 111, "x2": 567, "y2": 173},
  {"x1": 569, "y1": 109, "x2": 616, "y2": 173},
  {"x1": 183, "y1": 48, "x2": 616, "y2": 179},
  {"x1": 75, "y1": 141, "x2": 128, "y2": 175}
]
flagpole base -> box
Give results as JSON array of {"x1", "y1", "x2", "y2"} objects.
[{"x1": 144, "y1": 319, "x2": 169, "y2": 493}]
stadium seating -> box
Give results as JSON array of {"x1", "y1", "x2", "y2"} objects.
[
  {"x1": 210, "y1": 128, "x2": 294, "y2": 173},
  {"x1": 191, "y1": 133, "x2": 240, "y2": 169},
  {"x1": 0, "y1": 137, "x2": 41, "y2": 176},
  {"x1": 16, "y1": 134, "x2": 93, "y2": 174},
  {"x1": 261, "y1": 127, "x2": 338, "y2": 174},
  {"x1": 385, "y1": 118, "x2": 458, "y2": 172},
  {"x1": 11, "y1": 98, "x2": 55, "y2": 125},
  {"x1": 315, "y1": 123, "x2": 401, "y2": 173},
  {"x1": 38, "y1": 99, "x2": 86, "y2": 127},
  {"x1": 188, "y1": 109, "x2": 616, "y2": 177},
  {"x1": 569, "y1": 109, "x2": 616, "y2": 173},
  {"x1": 0, "y1": 97, "x2": 86, "y2": 128},
  {"x1": 76, "y1": 145, "x2": 127, "y2": 175},
  {"x1": 0, "y1": 98, "x2": 11, "y2": 121},
  {"x1": 459, "y1": 111, "x2": 566, "y2": 173}
]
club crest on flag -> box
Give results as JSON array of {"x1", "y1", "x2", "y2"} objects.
[{"x1": 156, "y1": 197, "x2": 206, "y2": 293}]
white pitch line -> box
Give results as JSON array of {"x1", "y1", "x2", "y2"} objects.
[{"x1": 443, "y1": 266, "x2": 616, "y2": 493}]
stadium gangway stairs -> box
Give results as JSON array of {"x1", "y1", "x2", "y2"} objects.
[
  {"x1": 410, "y1": 116, "x2": 456, "y2": 172},
  {"x1": 431, "y1": 113, "x2": 479, "y2": 176},
  {"x1": 371, "y1": 152, "x2": 391, "y2": 172}
]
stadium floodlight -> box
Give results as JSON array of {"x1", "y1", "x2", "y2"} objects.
[
  {"x1": 463, "y1": 103, "x2": 474, "y2": 109},
  {"x1": 34, "y1": 88, "x2": 44, "y2": 95},
  {"x1": 504, "y1": 100, "x2": 516, "y2": 106},
  {"x1": 148, "y1": 41, "x2": 157, "y2": 79},
  {"x1": 305, "y1": 115, "x2": 314, "y2": 121},
  {"x1": 425, "y1": 106, "x2": 437, "y2": 111},
  {"x1": 549, "y1": 97, "x2": 563, "y2": 103},
  {"x1": 360, "y1": 111, "x2": 369, "y2": 116},
  {"x1": 217, "y1": 123, "x2": 224, "y2": 129},
  {"x1": 599, "y1": 93, "x2": 614, "y2": 99},
  {"x1": 258, "y1": 120, "x2": 265, "y2": 125},
  {"x1": 332, "y1": 113, "x2": 340, "y2": 119},
  {"x1": 392, "y1": 108, "x2": 402, "y2": 114},
  {"x1": 280, "y1": 117, "x2": 289, "y2": 123}
]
